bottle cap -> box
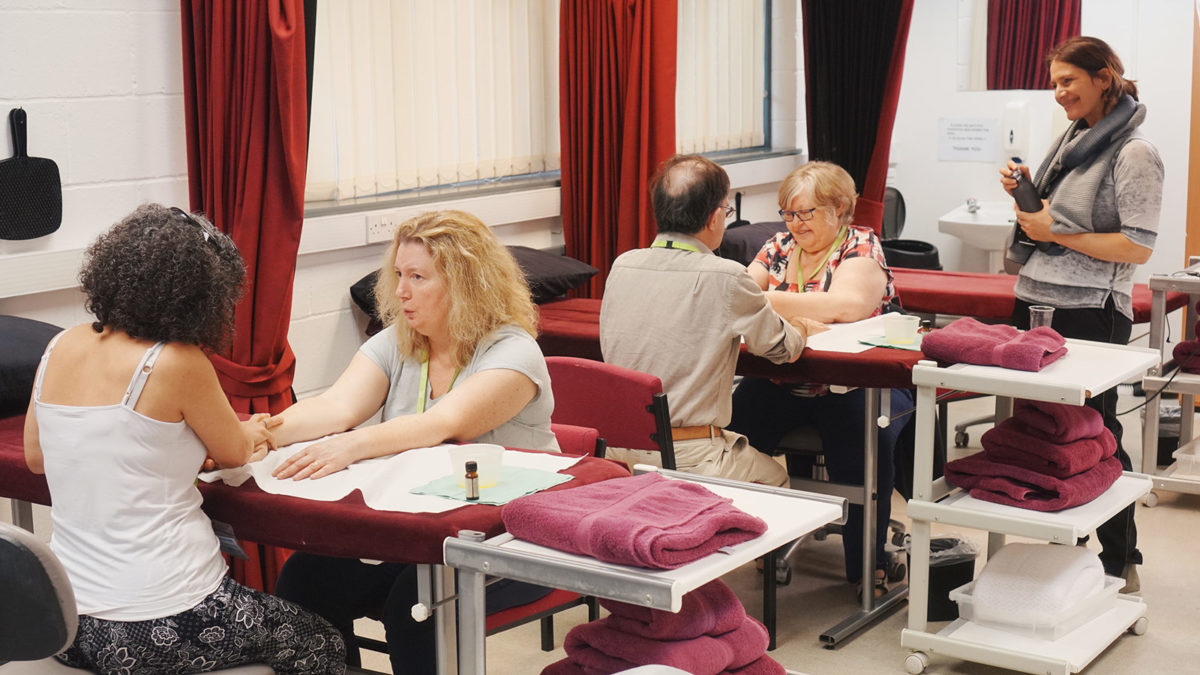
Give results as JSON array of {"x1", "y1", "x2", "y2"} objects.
[{"x1": 465, "y1": 461, "x2": 477, "y2": 472}]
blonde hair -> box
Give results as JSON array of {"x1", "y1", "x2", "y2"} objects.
[
  {"x1": 777, "y1": 161, "x2": 857, "y2": 228},
  {"x1": 374, "y1": 210, "x2": 538, "y2": 368}
]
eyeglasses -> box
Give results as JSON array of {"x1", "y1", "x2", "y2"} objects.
[
  {"x1": 778, "y1": 207, "x2": 818, "y2": 223},
  {"x1": 720, "y1": 203, "x2": 735, "y2": 219}
]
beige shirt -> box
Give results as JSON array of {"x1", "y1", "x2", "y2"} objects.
[{"x1": 600, "y1": 232, "x2": 805, "y2": 429}]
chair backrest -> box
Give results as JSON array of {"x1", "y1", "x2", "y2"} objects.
[
  {"x1": 882, "y1": 186, "x2": 906, "y2": 240},
  {"x1": 550, "y1": 422, "x2": 605, "y2": 459},
  {"x1": 544, "y1": 357, "x2": 675, "y2": 469},
  {"x1": 0, "y1": 522, "x2": 76, "y2": 664}
]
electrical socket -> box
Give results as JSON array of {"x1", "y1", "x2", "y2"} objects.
[{"x1": 366, "y1": 213, "x2": 399, "y2": 243}]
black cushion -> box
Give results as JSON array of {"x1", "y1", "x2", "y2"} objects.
[
  {"x1": 348, "y1": 246, "x2": 599, "y2": 336},
  {"x1": 716, "y1": 221, "x2": 788, "y2": 266},
  {"x1": 0, "y1": 315, "x2": 63, "y2": 418},
  {"x1": 507, "y1": 245, "x2": 598, "y2": 304}
]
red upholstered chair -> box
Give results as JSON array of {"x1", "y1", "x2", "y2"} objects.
[
  {"x1": 549, "y1": 422, "x2": 606, "y2": 459},
  {"x1": 544, "y1": 356, "x2": 675, "y2": 470}
]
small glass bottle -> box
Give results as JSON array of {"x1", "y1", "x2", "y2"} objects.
[{"x1": 464, "y1": 461, "x2": 479, "y2": 501}]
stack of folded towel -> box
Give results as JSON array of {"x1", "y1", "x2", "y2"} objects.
[
  {"x1": 920, "y1": 317, "x2": 1067, "y2": 371},
  {"x1": 944, "y1": 399, "x2": 1121, "y2": 511},
  {"x1": 502, "y1": 472, "x2": 767, "y2": 569},
  {"x1": 542, "y1": 579, "x2": 783, "y2": 675},
  {"x1": 1171, "y1": 301, "x2": 1200, "y2": 374}
]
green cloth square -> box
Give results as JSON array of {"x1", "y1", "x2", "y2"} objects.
[
  {"x1": 858, "y1": 333, "x2": 924, "y2": 351},
  {"x1": 410, "y1": 465, "x2": 573, "y2": 505}
]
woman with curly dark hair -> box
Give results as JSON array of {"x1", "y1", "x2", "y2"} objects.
[{"x1": 23, "y1": 203, "x2": 346, "y2": 675}]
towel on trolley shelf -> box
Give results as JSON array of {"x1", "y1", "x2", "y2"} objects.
[
  {"x1": 1172, "y1": 339, "x2": 1200, "y2": 374},
  {"x1": 943, "y1": 452, "x2": 1122, "y2": 511},
  {"x1": 1011, "y1": 399, "x2": 1105, "y2": 444},
  {"x1": 919, "y1": 317, "x2": 1068, "y2": 371},
  {"x1": 970, "y1": 543, "x2": 1106, "y2": 629},
  {"x1": 553, "y1": 615, "x2": 773, "y2": 675},
  {"x1": 981, "y1": 418, "x2": 1115, "y2": 478},
  {"x1": 600, "y1": 579, "x2": 745, "y2": 640},
  {"x1": 501, "y1": 472, "x2": 767, "y2": 569},
  {"x1": 542, "y1": 655, "x2": 783, "y2": 675}
]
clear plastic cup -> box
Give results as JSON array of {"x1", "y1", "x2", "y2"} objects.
[
  {"x1": 1029, "y1": 305, "x2": 1055, "y2": 329},
  {"x1": 449, "y1": 444, "x2": 504, "y2": 488},
  {"x1": 883, "y1": 313, "x2": 920, "y2": 345}
]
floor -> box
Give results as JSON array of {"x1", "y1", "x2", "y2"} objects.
[{"x1": 6, "y1": 391, "x2": 1200, "y2": 674}]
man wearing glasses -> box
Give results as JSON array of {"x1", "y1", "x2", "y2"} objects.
[{"x1": 599, "y1": 154, "x2": 814, "y2": 485}]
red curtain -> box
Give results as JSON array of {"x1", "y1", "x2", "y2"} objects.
[
  {"x1": 987, "y1": 0, "x2": 1081, "y2": 90},
  {"x1": 180, "y1": 0, "x2": 308, "y2": 592},
  {"x1": 559, "y1": 0, "x2": 677, "y2": 297},
  {"x1": 802, "y1": 0, "x2": 914, "y2": 235}
]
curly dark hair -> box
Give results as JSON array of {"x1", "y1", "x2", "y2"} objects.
[{"x1": 79, "y1": 203, "x2": 245, "y2": 350}]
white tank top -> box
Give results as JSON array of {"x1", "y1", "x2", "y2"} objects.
[{"x1": 35, "y1": 336, "x2": 227, "y2": 620}]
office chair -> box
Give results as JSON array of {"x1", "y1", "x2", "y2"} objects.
[{"x1": 0, "y1": 521, "x2": 285, "y2": 674}]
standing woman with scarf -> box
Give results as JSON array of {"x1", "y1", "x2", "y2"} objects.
[{"x1": 1000, "y1": 35, "x2": 1163, "y2": 592}]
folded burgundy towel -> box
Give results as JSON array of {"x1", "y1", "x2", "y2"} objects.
[
  {"x1": 920, "y1": 317, "x2": 1067, "y2": 371},
  {"x1": 1012, "y1": 399, "x2": 1104, "y2": 444},
  {"x1": 502, "y1": 472, "x2": 767, "y2": 569},
  {"x1": 563, "y1": 615, "x2": 769, "y2": 675},
  {"x1": 982, "y1": 419, "x2": 1115, "y2": 478},
  {"x1": 728, "y1": 656, "x2": 786, "y2": 675},
  {"x1": 600, "y1": 579, "x2": 745, "y2": 640},
  {"x1": 944, "y1": 452, "x2": 1122, "y2": 511},
  {"x1": 542, "y1": 655, "x2": 782, "y2": 675},
  {"x1": 1173, "y1": 339, "x2": 1200, "y2": 374}
]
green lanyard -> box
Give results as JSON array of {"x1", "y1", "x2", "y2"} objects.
[
  {"x1": 798, "y1": 226, "x2": 848, "y2": 293},
  {"x1": 417, "y1": 353, "x2": 460, "y2": 413},
  {"x1": 650, "y1": 240, "x2": 701, "y2": 253}
]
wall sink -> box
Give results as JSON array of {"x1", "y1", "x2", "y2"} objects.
[{"x1": 938, "y1": 200, "x2": 1017, "y2": 273}]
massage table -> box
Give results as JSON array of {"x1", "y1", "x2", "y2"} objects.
[
  {"x1": 444, "y1": 467, "x2": 846, "y2": 675},
  {"x1": 890, "y1": 269, "x2": 1187, "y2": 324},
  {"x1": 0, "y1": 414, "x2": 629, "y2": 674}
]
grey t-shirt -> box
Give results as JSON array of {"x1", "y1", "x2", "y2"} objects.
[{"x1": 359, "y1": 324, "x2": 559, "y2": 452}]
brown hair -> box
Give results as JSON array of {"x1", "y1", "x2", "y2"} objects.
[
  {"x1": 1046, "y1": 36, "x2": 1138, "y2": 114},
  {"x1": 650, "y1": 154, "x2": 730, "y2": 235},
  {"x1": 373, "y1": 210, "x2": 537, "y2": 368}
]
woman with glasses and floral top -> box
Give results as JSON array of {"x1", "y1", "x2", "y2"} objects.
[{"x1": 728, "y1": 161, "x2": 911, "y2": 599}]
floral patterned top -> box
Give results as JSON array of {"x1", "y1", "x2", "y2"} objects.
[
  {"x1": 752, "y1": 224, "x2": 897, "y2": 314},
  {"x1": 752, "y1": 224, "x2": 898, "y2": 396}
]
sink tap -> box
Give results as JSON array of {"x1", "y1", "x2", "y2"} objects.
[{"x1": 966, "y1": 197, "x2": 980, "y2": 214}]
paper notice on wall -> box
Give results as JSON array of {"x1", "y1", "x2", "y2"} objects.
[{"x1": 938, "y1": 118, "x2": 998, "y2": 162}]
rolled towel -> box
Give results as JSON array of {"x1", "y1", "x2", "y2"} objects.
[
  {"x1": 982, "y1": 420, "x2": 1115, "y2": 478},
  {"x1": 564, "y1": 615, "x2": 769, "y2": 675},
  {"x1": 920, "y1": 318, "x2": 1067, "y2": 372},
  {"x1": 944, "y1": 452, "x2": 1122, "y2": 511},
  {"x1": 502, "y1": 472, "x2": 767, "y2": 569},
  {"x1": 601, "y1": 579, "x2": 745, "y2": 640},
  {"x1": 1012, "y1": 399, "x2": 1104, "y2": 444},
  {"x1": 1172, "y1": 339, "x2": 1200, "y2": 374}
]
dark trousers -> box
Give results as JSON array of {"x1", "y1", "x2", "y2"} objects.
[
  {"x1": 1012, "y1": 298, "x2": 1142, "y2": 575},
  {"x1": 274, "y1": 553, "x2": 552, "y2": 674},
  {"x1": 730, "y1": 382, "x2": 913, "y2": 582}
]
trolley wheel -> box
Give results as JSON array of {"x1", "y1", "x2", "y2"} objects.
[
  {"x1": 775, "y1": 558, "x2": 793, "y2": 586},
  {"x1": 892, "y1": 531, "x2": 911, "y2": 548},
  {"x1": 1142, "y1": 491, "x2": 1159, "y2": 508},
  {"x1": 813, "y1": 528, "x2": 828, "y2": 542},
  {"x1": 954, "y1": 431, "x2": 969, "y2": 448},
  {"x1": 904, "y1": 651, "x2": 929, "y2": 674},
  {"x1": 887, "y1": 559, "x2": 908, "y2": 583},
  {"x1": 1130, "y1": 616, "x2": 1148, "y2": 635}
]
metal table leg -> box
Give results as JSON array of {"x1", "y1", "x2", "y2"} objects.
[{"x1": 819, "y1": 387, "x2": 907, "y2": 646}]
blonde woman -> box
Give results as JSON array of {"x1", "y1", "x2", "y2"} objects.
[{"x1": 270, "y1": 210, "x2": 559, "y2": 672}]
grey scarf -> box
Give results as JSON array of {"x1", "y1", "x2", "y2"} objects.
[{"x1": 1007, "y1": 96, "x2": 1143, "y2": 263}]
